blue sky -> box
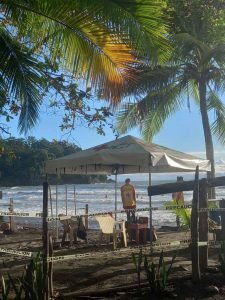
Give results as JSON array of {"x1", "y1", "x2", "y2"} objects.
[{"x1": 4, "y1": 98, "x2": 225, "y2": 181}]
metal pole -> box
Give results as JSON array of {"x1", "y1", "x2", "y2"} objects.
[
  {"x1": 148, "y1": 154, "x2": 153, "y2": 229},
  {"x1": 43, "y1": 181, "x2": 49, "y2": 300},
  {"x1": 74, "y1": 184, "x2": 76, "y2": 215},
  {"x1": 56, "y1": 184, "x2": 59, "y2": 241},
  {"x1": 85, "y1": 204, "x2": 89, "y2": 229},
  {"x1": 115, "y1": 173, "x2": 118, "y2": 220},
  {"x1": 9, "y1": 198, "x2": 15, "y2": 232},
  {"x1": 149, "y1": 172, "x2": 152, "y2": 228},
  {"x1": 49, "y1": 185, "x2": 53, "y2": 216},
  {"x1": 65, "y1": 184, "x2": 68, "y2": 215}
]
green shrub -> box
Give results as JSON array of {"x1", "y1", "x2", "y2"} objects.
[
  {"x1": 0, "y1": 253, "x2": 45, "y2": 300},
  {"x1": 20, "y1": 253, "x2": 45, "y2": 300},
  {"x1": 132, "y1": 248, "x2": 143, "y2": 292},
  {"x1": 144, "y1": 250, "x2": 176, "y2": 295},
  {"x1": 1, "y1": 275, "x2": 10, "y2": 300},
  {"x1": 164, "y1": 200, "x2": 191, "y2": 229}
]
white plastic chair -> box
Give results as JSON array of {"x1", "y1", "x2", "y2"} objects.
[{"x1": 95, "y1": 215, "x2": 127, "y2": 249}]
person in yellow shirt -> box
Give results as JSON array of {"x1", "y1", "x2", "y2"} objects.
[
  {"x1": 172, "y1": 176, "x2": 184, "y2": 228},
  {"x1": 121, "y1": 178, "x2": 136, "y2": 224}
]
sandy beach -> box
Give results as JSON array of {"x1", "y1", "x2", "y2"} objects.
[{"x1": 0, "y1": 226, "x2": 224, "y2": 299}]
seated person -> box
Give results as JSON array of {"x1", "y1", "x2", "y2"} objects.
[
  {"x1": 59, "y1": 215, "x2": 78, "y2": 245},
  {"x1": 59, "y1": 215, "x2": 87, "y2": 245}
]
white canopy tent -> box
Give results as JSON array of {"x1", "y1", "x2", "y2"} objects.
[
  {"x1": 45, "y1": 135, "x2": 211, "y2": 226},
  {"x1": 46, "y1": 135, "x2": 210, "y2": 174}
]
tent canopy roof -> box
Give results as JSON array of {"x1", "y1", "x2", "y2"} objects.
[{"x1": 45, "y1": 135, "x2": 211, "y2": 175}]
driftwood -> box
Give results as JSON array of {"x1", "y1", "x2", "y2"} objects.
[
  {"x1": 148, "y1": 176, "x2": 225, "y2": 196},
  {"x1": 191, "y1": 166, "x2": 200, "y2": 281}
]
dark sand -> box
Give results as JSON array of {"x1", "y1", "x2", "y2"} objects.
[{"x1": 0, "y1": 227, "x2": 224, "y2": 299}]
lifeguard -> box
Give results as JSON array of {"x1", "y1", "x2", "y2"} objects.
[{"x1": 121, "y1": 178, "x2": 136, "y2": 223}]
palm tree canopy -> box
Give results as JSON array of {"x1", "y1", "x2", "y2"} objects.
[
  {"x1": 1, "y1": 0, "x2": 169, "y2": 104},
  {"x1": 116, "y1": 0, "x2": 225, "y2": 145}
]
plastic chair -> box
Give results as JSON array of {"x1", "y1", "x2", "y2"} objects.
[{"x1": 95, "y1": 215, "x2": 127, "y2": 249}]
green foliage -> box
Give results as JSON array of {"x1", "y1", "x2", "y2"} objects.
[
  {"x1": 116, "y1": 0, "x2": 225, "y2": 188},
  {"x1": 0, "y1": 136, "x2": 107, "y2": 186},
  {"x1": 132, "y1": 248, "x2": 143, "y2": 292},
  {"x1": 0, "y1": 253, "x2": 44, "y2": 300},
  {"x1": 164, "y1": 199, "x2": 191, "y2": 229},
  {"x1": 164, "y1": 200, "x2": 218, "y2": 229},
  {"x1": 1, "y1": 276, "x2": 11, "y2": 300},
  {"x1": 144, "y1": 250, "x2": 176, "y2": 295},
  {"x1": 0, "y1": 26, "x2": 44, "y2": 135},
  {"x1": 45, "y1": 80, "x2": 115, "y2": 136},
  {"x1": 168, "y1": 0, "x2": 225, "y2": 43},
  {"x1": 20, "y1": 253, "x2": 45, "y2": 300},
  {"x1": 0, "y1": 0, "x2": 169, "y2": 136}
]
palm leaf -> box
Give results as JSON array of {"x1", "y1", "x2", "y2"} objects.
[
  {"x1": 208, "y1": 91, "x2": 225, "y2": 145},
  {"x1": 0, "y1": 27, "x2": 43, "y2": 133},
  {"x1": 0, "y1": 0, "x2": 169, "y2": 103},
  {"x1": 116, "y1": 80, "x2": 185, "y2": 141}
]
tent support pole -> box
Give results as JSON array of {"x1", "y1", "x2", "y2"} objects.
[
  {"x1": 149, "y1": 172, "x2": 152, "y2": 229},
  {"x1": 65, "y1": 184, "x2": 68, "y2": 215},
  {"x1": 115, "y1": 172, "x2": 118, "y2": 220},
  {"x1": 43, "y1": 181, "x2": 49, "y2": 299},
  {"x1": 74, "y1": 184, "x2": 76, "y2": 215},
  {"x1": 56, "y1": 184, "x2": 59, "y2": 241},
  {"x1": 148, "y1": 154, "x2": 153, "y2": 229}
]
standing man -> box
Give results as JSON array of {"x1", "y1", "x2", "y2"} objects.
[{"x1": 121, "y1": 178, "x2": 136, "y2": 224}]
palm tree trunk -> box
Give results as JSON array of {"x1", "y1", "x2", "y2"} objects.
[{"x1": 199, "y1": 77, "x2": 216, "y2": 199}]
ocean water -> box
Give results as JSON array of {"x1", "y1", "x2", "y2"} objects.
[{"x1": 1, "y1": 181, "x2": 225, "y2": 229}]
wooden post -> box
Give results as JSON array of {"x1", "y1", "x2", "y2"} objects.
[
  {"x1": 220, "y1": 199, "x2": 225, "y2": 236},
  {"x1": 199, "y1": 178, "x2": 208, "y2": 272},
  {"x1": 49, "y1": 235, "x2": 53, "y2": 298},
  {"x1": 9, "y1": 198, "x2": 15, "y2": 233},
  {"x1": 191, "y1": 166, "x2": 201, "y2": 281},
  {"x1": 85, "y1": 204, "x2": 89, "y2": 230},
  {"x1": 43, "y1": 181, "x2": 49, "y2": 300},
  {"x1": 220, "y1": 199, "x2": 225, "y2": 263},
  {"x1": 65, "y1": 184, "x2": 68, "y2": 215}
]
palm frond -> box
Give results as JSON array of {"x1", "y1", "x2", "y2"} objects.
[
  {"x1": 204, "y1": 44, "x2": 225, "y2": 67},
  {"x1": 0, "y1": 0, "x2": 169, "y2": 103},
  {"x1": 117, "y1": 65, "x2": 181, "y2": 99},
  {"x1": 0, "y1": 76, "x2": 7, "y2": 108},
  {"x1": 116, "y1": 81, "x2": 185, "y2": 141},
  {"x1": 208, "y1": 91, "x2": 225, "y2": 145},
  {"x1": 116, "y1": 102, "x2": 142, "y2": 134},
  {"x1": 0, "y1": 27, "x2": 43, "y2": 133},
  {"x1": 112, "y1": 0, "x2": 170, "y2": 61},
  {"x1": 188, "y1": 80, "x2": 200, "y2": 105},
  {"x1": 173, "y1": 33, "x2": 208, "y2": 53},
  {"x1": 140, "y1": 82, "x2": 185, "y2": 141}
]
